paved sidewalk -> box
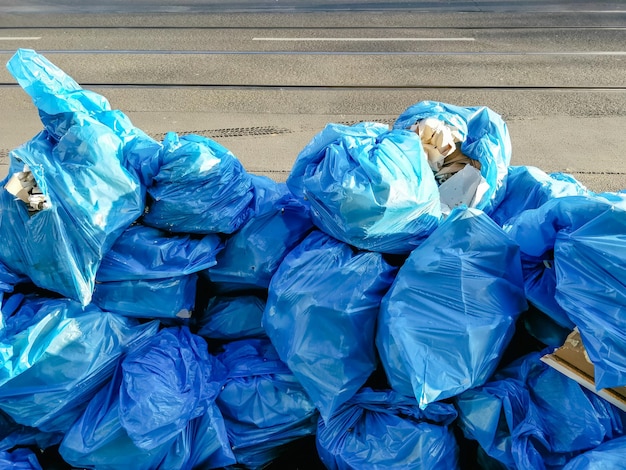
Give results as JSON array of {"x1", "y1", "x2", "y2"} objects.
[{"x1": 2, "y1": 110, "x2": 625, "y2": 193}]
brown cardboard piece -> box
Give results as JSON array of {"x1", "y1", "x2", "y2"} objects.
[{"x1": 541, "y1": 329, "x2": 626, "y2": 412}]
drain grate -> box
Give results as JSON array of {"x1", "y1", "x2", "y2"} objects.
[
  {"x1": 151, "y1": 126, "x2": 292, "y2": 141},
  {"x1": 0, "y1": 149, "x2": 9, "y2": 164}
]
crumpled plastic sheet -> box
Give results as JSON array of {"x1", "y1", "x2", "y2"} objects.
[
  {"x1": 216, "y1": 338, "x2": 318, "y2": 469},
  {"x1": 0, "y1": 409, "x2": 62, "y2": 454},
  {"x1": 60, "y1": 326, "x2": 233, "y2": 470},
  {"x1": 562, "y1": 435, "x2": 626, "y2": 470},
  {"x1": 142, "y1": 132, "x2": 255, "y2": 235},
  {"x1": 263, "y1": 230, "x2": 397, "y2": 421},
  {"x1": 490, "y1": 165, "x2": 589, "y2": 227},
  {"x1": 506, "y1": 194, "x2": 626, "y2": 388},
  {"x1": 317, "y1": 388, "x2": 460, "y2": 469},
  {"x1": 206, "y1": 175, "x2": 313, "y2": 290},
  {"x1": 0, "y1": 448, "x2": 42, "y2": 470},
  {"x1": 92, "y1": 275, "x2": 198, "y2": 320},
  {"x1": 0, "y1": 296, "x2": 159, "y2": 433},
  {"x1": 286, "y1": 121, "x2": 442, "y2": 254},
  {"x1": 455, "y1": 351, "x2": 626, "y2": 470},
  {"x1": 96, "y1": 224, "x2": 223, "y2": 282},
  {"x1": 377, "y1": 207, "x2": 527, "y2": 408},
  {"x1": 196, "y1": 294, "x2": 267, "y2": 340},
  {"x1": 394, "y1": 100, "x2": 512, "y2": 215}
]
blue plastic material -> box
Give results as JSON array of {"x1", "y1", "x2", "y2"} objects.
[
  {"x1": 394, "y1": 100, "x2": 511, "y2": 214},
  {"x1": 60, "y1": 327, "x2": 231, "y2": 470},
  {"x1": 6, "y1": 49, "x2": 111, "y2": 141},
  {"x1": 216, "y1": 339, "x2": 318, "y2": 469},
  {"x1": 207, "y1": 175, "x2": 313, "y2": 290},
  {"x1": 555, "y1": 207, "x2": 626, "y2": 389},
  {"x1": 455, "y1": 351, "x2": 626, "y2": 469},
  {"x1": 377, "y1": 207, "x2": 527, "y2": 408},
  {"x1": 0, "y1": 409, "x2": 63, "y2": 453},
  {"x1": 0, "y1": 126, "x2": 143, "y2": 305},
  {"x1": 490, "y1": 166, "x2": 589, "y2": 227},
  {"x1": 97, "y1": 224, "x2": 223, "y2": 282},
  {"x1": 263, "y1": 230, "x2": 396, "y2": 421},
  {"x1": 143, "y1": 132, "x2": 255, "y2": 234},
  {"x1": 6, "y1": 49, "x2": 161, "y2": 185},
  {"x1": 317, "y1": 388, "x2": 459, "y2": 469},
  {"x1": 0, "y1": 261, "x2": 20, "y2": 294},
  {"x1": 0, "y1": 448, "x2": 42, "y2": 470},
  {"x1": 0, "y1": 296, "x2": 159, "y2": 433},
  {"x1": 286, "y1": 122, "x2": 442, "y2": 254},
  {"x1": 196, "y1": 295, "x2": 266, "y2": 340},
  {"x1": 92, "y1": 275, "x2": 198, "y2": 320},
  {"x1": 563, "y1": 435, "x2": 626, "y2": 470}
]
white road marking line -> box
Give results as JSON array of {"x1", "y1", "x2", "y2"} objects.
[
  {"x1": 253, "y1": 37, "x2": 475, "y2": 42},
  {"x1": 0, "y1": 37, "x2": 41, "y2": 40}
]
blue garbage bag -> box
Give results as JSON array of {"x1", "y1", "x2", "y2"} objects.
[
  {"x1": 264, "y1": 230, "x2": 397, "y2": 421},
  {"x1": 455, "y1": 351, "x2": 626, "y2": 469},
  {"x1": 60, "y1": 326, "x2": 231, "y2": 470},
  {"x1": 505, "y1": 195, "x2": 622, "y2": 330},
  {"x1": 196, "y1": 294, "x2": 266, "y2": 340},
  {"x1": 6, "y1": 48, "x2": 111, "y2": 141},
  {"x1": 0, "y1": 409, "x2": 62, "y2": 453},
  {"x1": 563, "y1": 435, "x2": 626, "y2": 470},
  {"x1": 142, "y1": 132, "x2": 255, "y2": 235},
  {"x1": 0, "y1": 295, "x2": 159, "y2": 433},
  {"x1": 6, "y1": 49, "x2": 161, "y2": 186},
  {"x1": 490, "y1": 166, "x2": 589, "y2": 227},
  {"x1": 554, "y1": 206, "x2": 626, "y2": 389},
  {"x1": 216, "y1": 339, "x2": 318, "y2": 469},
  {"x1": 377, "y1": 207, "x2": 527, "y2": 408},
  {"x1": 0, "y1": 448, "x2": 42, "y2": 470},
  {"x1": 0, "y1": 261, "x2": 21, "y2": 295},
  {"x1": 97, "y1": 224, "x2": 223, "y2": 282},
  {"x1": 0, "y1": 125, "x2": 143, "y2": 305},
  {"x1": 394, "y1": 100, "x2": 511, "y2": 214},
  {"x1": 317, "y1": 388, "x2": 459, "y2": 469},
  {"x1": 206, "y1": 175, "x2": 313, "y2": 290},
  {"x1": 286, "y1": 122, "x2": 441, "y2": 254},
  {"x1": 92, "y1": 275, "x2": 198, "y2": 321}
]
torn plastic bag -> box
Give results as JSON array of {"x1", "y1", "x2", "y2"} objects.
[
  {"x1": 489, "y1": 166, "x2": 588, "y2": 227},
  {"x1": 455, "y1": 351, "x2": 626, "y2": 469},
  {"x1": 506, "y1": 195, "x2": 626, "y2": 347},
  {"x1": 92, "y1": 275, "x2": 197, "y2": 321},
  {"x1": 0, "y1": 296, "x2": 159, "y2": 433},
  {"x1": 206, "y1": 175, "x2": 313, "y2": 290},
  {"x1": 394, "y1": 100, "x2": 511, "y2": 214},
  {"x1": 97, "y1": 224, "x2": 223, "y2": 282},
  {"x1": 263, "y1": 230, "x2": 396, "y2": 421},
  {"x1": 216, "y1": 339, "x2": 318, "y2": 469},
  {"x1": 376, "y1": 207, "x2": 527, "y2": 408},
  {"x1": 143, "y1": 132, "x2": 255, "y2": 234},
  {"x1": 554, "y1": 206, "x2": 626, "y2": 389},
  {"x1": 0, "y1": 448, "x2": 42, "y2": 470},
  {"x1": 286, "y1": 122, "x2": 441, "y2": 254},
  {"x1": 317, "y1": 388, "x2": 459, "y2": 469},
  {"x1": 563, "y1": 435, "x2": 626, "y2": 470},
  {"x1": 196, "y1": 294, "x2": 266, "y2": 340},
  {"x1": 60, "y1": 326, "x2": 230, "y2": 470},
  {"x1": 0, "y1": 124, "x2": 144, "y2": 305},
  {"x1": 6, "y1": 49, "x2": 162, "y2": 186}
]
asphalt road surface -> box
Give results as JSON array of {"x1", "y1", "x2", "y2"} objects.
[{"x1": 1, "y1": 0, "x2": 625, "y2": 191}]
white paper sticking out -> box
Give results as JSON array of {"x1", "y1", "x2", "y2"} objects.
[{"x1": 438, "y1": 164, "x2": 489, "y2": 213}]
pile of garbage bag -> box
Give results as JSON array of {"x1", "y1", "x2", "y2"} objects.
[{"x1": 1, "y1": 48, "x2": 626, "y2": 469}]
